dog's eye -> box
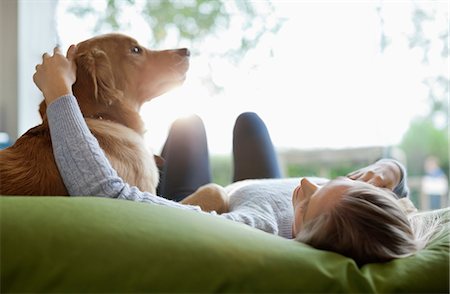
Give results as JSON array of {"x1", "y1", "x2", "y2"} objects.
[{"x1": 131, "y1": 46, "x2": 142, "y2": 54}]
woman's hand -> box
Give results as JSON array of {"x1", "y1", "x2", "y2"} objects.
[
  {"x1": 346, "y1": 160, "x2": 402, "y2": 191},
  {"x1": 33, "y1": 45, "x2": 77, "y2": 106}
]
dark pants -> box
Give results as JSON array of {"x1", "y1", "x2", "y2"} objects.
[{"x1": 157, "y1": 112, "x2": 281, "y2": 201}]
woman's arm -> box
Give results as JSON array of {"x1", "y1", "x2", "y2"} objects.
[
  {"x1": 46, "y1": 95, "x2": 203, "y2": 212},
  {"x1": 347, "y1": 158, "x2": 409, "y2": 198}
]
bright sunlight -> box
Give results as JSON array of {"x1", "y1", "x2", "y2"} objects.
[{"x1": 56, "y1": 1, "x2": 447, "y2": 155}]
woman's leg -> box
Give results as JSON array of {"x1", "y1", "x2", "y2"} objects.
[
  {"x1": 157, "y1": 115, "x2": 211, "y2": 202},
  {"x1": 232, "y1": 112, "x2": 282, "y2": 182}
]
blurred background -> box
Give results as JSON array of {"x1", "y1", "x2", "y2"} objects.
[{"x1": 1, "y1": 0, "x2": 448, "y2": 210}]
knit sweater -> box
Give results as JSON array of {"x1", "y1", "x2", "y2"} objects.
[
  {"x1": 220, "y1": 177, "x2": 329, "y2": 238},
  {"x1": 47, "y1": 95, "x2": 409, "y2": 239}
]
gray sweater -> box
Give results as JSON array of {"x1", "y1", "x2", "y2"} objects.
[{"x1": 47, "y1": 95, "x2": 409, "y2": 239}]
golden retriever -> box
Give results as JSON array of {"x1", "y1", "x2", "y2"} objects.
[{"x1": 0, "y1": 33, "x2": 190, "y2": 196}]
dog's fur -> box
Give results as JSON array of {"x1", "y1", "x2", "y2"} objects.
[{"x1": 0, "y1": 33, "x2": 190, "y2": 196}]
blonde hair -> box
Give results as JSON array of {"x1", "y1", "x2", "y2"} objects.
[{"x1": 295, "y1": 183, "x2": 442, "y2": 266}]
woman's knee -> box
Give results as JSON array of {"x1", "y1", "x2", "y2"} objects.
[
  {"x1": 235, "y1": 112, "x2": 261, "y2": 126},
  {"x1": 171, "y1": 114, "x2": 205, "y2": 134},
  {"x1": 234, "y1": 112, "x2": 267, "y2": 135}
]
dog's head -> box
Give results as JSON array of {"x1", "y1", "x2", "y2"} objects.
[{"x1": 39, "y1": 33, "x2": 190, "y2": 123}]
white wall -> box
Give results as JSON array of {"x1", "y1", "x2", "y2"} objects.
[
  {"x1": 0, "y1": 0, "x2": 57, "y2": 140},
  {"x1": 0, "y1": 0, "x2": 18, "y2": 139}
]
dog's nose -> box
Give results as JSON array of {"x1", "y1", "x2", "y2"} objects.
[{"x1": 176, "y1": 48, "x2": 190, "y2": 57}]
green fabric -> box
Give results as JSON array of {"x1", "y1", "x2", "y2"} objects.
[{"x1": 1, "y1": 196, "x2": 448, "y2": 293}]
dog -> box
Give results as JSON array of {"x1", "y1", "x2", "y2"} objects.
[{"x1": 0, "y1": 33, "x2": 190, "y2": 196}]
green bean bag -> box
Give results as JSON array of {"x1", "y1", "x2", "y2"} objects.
[{"x1": 1, "y1": 196, "x2": 448, "y2": 293}]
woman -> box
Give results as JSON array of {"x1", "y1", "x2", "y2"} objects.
[{"x1": 34, "y1": 45, "x2": 437, "y2": 266}]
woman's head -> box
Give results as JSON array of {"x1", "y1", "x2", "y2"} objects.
[{"x1": 292, "y1": 177, "x2": 419, "y2": 266}]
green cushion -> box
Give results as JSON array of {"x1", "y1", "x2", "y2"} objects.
[{"x1": 1, "y1": 196, "x2": 448, "y2": 293}]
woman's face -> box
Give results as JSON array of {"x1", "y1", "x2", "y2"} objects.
[{"x1": 291, "y1": 177, "x2": 355, "y2": 237}]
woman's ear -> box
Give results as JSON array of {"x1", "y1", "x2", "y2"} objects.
[{"x1": 76, "y1": 48, "x2": 122, "y2": 105}]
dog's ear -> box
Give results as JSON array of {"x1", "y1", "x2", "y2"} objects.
[{"x1": 76, "y1": 48, "x2": 122, "y2": 105}]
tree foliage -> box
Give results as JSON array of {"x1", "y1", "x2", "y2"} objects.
[
  {"x1": 400, "y1": 118, "x2": 448, "y2": 177},
  {"x1": 67, "y1": 0, "x2": 284, "y2": 59},
  {"x1": 378, "y1": 3, "x2": 449, "y2": 177},
  {"x1": 378, "y1": 3, "x2": 449, "y2": 125}
]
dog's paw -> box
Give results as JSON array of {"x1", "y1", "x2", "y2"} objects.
[{"x1": 181, "y1": 183, "x2": 229, "y2": 214}]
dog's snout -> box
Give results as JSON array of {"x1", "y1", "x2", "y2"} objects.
[{"x1": 176, "y1": 48, "x2": 190, "y2": 57}]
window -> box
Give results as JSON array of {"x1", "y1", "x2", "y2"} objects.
[{"x1": 56, "y1": 1, "x2": 448, "y2": 206}]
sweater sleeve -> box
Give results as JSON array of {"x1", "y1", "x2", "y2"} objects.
[{"x1": 46, "y1": 94, "x2": 204, "y2": 212}]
